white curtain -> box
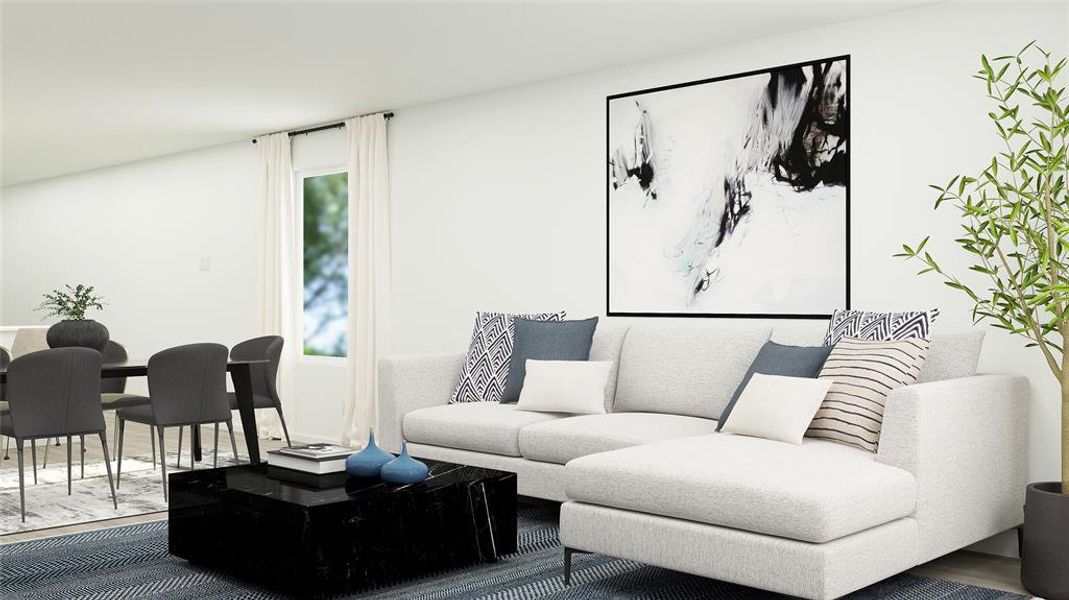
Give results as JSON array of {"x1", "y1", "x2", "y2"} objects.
[
  {"x1": 341, "y1": 114, "x2": 392, "y2": 447},
  {"x1": 256, "y1": 132, "x2": 300, "y2": 440}
]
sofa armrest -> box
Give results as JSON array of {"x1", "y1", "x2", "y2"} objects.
[
  {"x1": 377, "y1": 353, "x2": 465, "y2": 453},
  {"x1": 876, "y1": 373, "x2": 1029, "y2": 563}
]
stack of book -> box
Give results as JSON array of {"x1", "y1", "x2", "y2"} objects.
[{"x1": 267, "y1": 443, "x2": 353, "y2": 475}]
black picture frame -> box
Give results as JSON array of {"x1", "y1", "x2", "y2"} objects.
[{"x1": 605, "y1": 55, "x2": 851, "y2": 319}]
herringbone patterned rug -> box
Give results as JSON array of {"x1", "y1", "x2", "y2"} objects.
[{"x1": 0, "y1": 505, "x2": 1028, "y2": 599}]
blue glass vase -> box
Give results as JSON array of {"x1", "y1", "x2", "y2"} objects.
[
  {"x1": 345, "y1": 429, "x2": 394, "y2": 478},
  {"x1": 380, "y1": 442, "x2": 429, "y2": 485}
]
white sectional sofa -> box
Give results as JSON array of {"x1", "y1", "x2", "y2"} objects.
[{"x1": 378, "y1": 321, "x2": 1028, "y2": 599}]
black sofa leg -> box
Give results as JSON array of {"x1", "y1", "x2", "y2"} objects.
[{"x1": 563, "y1": 548, "x2": 590, "y2": 585}]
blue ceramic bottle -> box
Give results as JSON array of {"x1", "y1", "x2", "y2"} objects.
[
  {"x1": 380, "y1": 442, "x2": 429, "y2": 484},
  {"x1": 345, "y1": 429, "x2": 394, "y2": 478}
]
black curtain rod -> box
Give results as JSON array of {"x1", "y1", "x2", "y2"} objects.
[{"x1": 252, "y1": 111, "x2": 394, "y2": 143}]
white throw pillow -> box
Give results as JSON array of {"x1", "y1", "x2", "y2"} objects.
[
  {"x1": 720, "y1": 373, "x2": 832, "y2": 444},
  {"x1": 516, "y1": 360, "x2": 613, "y2": 415}
]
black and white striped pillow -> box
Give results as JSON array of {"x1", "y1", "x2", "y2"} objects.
[
  {"x1": 822, "y1": 308, "x2": 939, "y2": 346},
  {"x1": 806, "y1": 337, "x2": 930, "y2": 452}
]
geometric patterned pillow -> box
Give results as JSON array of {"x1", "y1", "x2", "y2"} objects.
[
  {"x1": 822, "y1": 308, "x2": 939, "y2": 346},
  {"x1": 806, "y1": 337, "x2": 930, "y2": 452},
  {"x1": 450, "y1": 311, "x2": 566, "y2": 403}
]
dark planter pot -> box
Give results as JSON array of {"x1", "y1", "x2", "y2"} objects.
[
  {"x1": 1022, "y1": 481, "x2": 1069, "y2": 599},
  {"x1": 46, "y1": 319, "x2": 110, "y2": 352}
]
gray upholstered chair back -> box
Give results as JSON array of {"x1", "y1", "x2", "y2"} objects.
[
  {"x1": 230, "y1": 336, "x2": 283, "y2": 407},
  {"x1": 147, "y1": 343, "x2": 230, "y2": 426},
  {"x1": 7, "y1": 347, "x2": 104, "y2": 438},
  {"x1": 100, "y1": 340, "x2": 128, "y2": 394}
]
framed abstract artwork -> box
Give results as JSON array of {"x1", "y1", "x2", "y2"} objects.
[{"x1": 606, "y1": 56, "x2": 850, "y2": 318}]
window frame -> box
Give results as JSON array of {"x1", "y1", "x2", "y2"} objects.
[{"x1": 296, "y1": 165, "x2": 349, "y2": 364}]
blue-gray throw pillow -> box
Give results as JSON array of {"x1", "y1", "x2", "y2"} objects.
[
  {"x1": 501, "y1": 317, "x2": 599, "y2": 404},
  {"x1": 716, "y1": 341, "x2": 834, "y2": 431}
]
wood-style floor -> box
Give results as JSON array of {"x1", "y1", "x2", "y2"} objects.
[{"x1": 0, "y1": 428, "x2": 1030, "y2": 596}]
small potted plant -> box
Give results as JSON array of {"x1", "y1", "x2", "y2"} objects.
[
  {"x1": 36, "y1": 284, "x2": 109, "y2": 351},
  {"x1": 897, "y1": 42, "x2": 1067, "y2": 598}
]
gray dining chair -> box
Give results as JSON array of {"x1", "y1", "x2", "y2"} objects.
[
  {"x1": 97, "y1": 341, "x2": 154, "y2": 470},
  {"x1": 0, "y1": 348, "x2": 117, "y2": 522},
  {"x1": 10, "y1": 329, "x2": 62, "y2": 465},
  {"x1": 115, "y1": 343, "x2": 238, "y2": 500},
  {"x1": 227, "y1": 336, "x2": 290, "y2": 447}
]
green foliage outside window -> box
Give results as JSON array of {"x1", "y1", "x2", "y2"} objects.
[{"x1": 303, "y1": 172, "x2": 349, "y2": 357}]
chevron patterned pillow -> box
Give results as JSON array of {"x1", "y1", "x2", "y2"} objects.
[
  {"x1": 450, "y1": 310, "x2": 566, "y2": 403},
  {"x1": 822, "y1": 308, "x2": 939, "y2": 346}
]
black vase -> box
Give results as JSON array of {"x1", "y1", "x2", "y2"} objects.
[
  {"x1": 46, "y1": 319, "x2": 110, "y2": 352},
  {"x1": 1021, "y1": 481, "x2": 1069, "y2": 599}
]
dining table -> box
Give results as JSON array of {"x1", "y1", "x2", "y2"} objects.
[{"x1": 0, "y1": 357, "x2": 270, "y2": 465}]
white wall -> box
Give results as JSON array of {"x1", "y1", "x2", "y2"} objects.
[
  {"x1": 0, "y1": 142, "x2": 261, "y2": 377},
  {"x1": 1, "y1": 0, "x2": 1067, "y2": 553}
]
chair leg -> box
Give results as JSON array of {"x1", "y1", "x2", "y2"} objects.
[
  {"x1": 112, "y1": 414, "x2": 119, "y2": 455},
  {"x1": 80, "y1": 434, "x2": 85, "y2": 479},
  {"x1": 276, "y1": 407, "x2": 293, "y2": 448},
  {"x1": 177, "y1": 426, "x2": 183, "y2": 469},
  {"x1": 150, "y1": 426, "x2": 157, "y2": 469},
  {"x1": 66, "y1": 436, "x2": 72, "y2": 495},
  {"x1": 30, "y1": 440, "x2": 37, "y2": 485},
  {"x1": 99, "y1": 432, "x2": 117, "y2": 510},
  {"x1": 3, "y1": 435, "x2": 9, "y2": 460},
  {"x1": 157, "y1": 427, "x2": 168, "y2": 501},
  {"x1": 43, "y1": 437, "x2": 49, "y2": 468},
  {"x1": 16, "y1": 440, "x2": 26, "y2": 522},
  {"x1": 213, "y1": 423, "x2": 219, "y2": 468},
  {"x1": 187, "y1": 425, "x2": 194, "y2": 472},
  {"x1": 116, "y1": 418, "x2": 125, "y2": 488},
  {"x1": 226, "y1": 421, "x2": 239, "y2": 465}
]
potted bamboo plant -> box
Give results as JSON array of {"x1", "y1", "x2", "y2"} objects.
[
  {"x1": 897, "y1": 42, "x2": 1066, "y2": 597},
  {"x1": 36, "y1": 284, "x2": 110, "y2": 352}
]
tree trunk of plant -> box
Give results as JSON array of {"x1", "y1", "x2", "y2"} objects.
[{"x1": 1063, "y1": 380, "x2": 1069, "y2": 495}]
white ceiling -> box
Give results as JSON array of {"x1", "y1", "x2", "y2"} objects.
[{"x1": 1, "y1": 1, "x2": 931, "y2": 186}]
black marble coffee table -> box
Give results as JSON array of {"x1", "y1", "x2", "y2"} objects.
[{"x1": 168, "y1": 461, "x2": 517, "y2": 596}]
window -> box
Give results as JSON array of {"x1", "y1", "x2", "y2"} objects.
[{"x1": 301, "y1": 170, "x2": 348, "y2": 357}]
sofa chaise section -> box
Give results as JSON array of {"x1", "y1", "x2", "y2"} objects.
[
  {"x1": 560, "y1": 372, "x2": 1029, "y2": 599},
  {"x1": 560, "y1": 502, "x2": 919, "y2": 600},
  {"x1": 564, "y1": 434, "x2": 916, "y2": 543}
]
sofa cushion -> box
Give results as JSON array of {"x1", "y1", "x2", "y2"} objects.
[
  {"x1": 565, "y1": 434, "x2": 916, "y2": 543},
  {"x1": 519, "y1": 412, "x2": 717, "y2": 465},
  {"x1": 403, "y1": 402, "x2": 568, "y2": 457},
  {"x1": 823, "y1": 308, "x2": 940, "y2": 345},
  {"x1": 502, "y1": 317, "x2": 599, "y2": 403},
  {"x1": 916, "y1": 331, "x2": 984, "y2": 383},
  {"x1": 613, "y1": 322, "x2": 771, "y2": 419},
  {"x1": 589, "y1": 321, "x2": 630, "y2": 410},
  {"x1": 717, "y1": 341, "x2": 834, "y2": 431},
  {"x1": 450, "y1": 311, "x2": 565, "y2": 404}
]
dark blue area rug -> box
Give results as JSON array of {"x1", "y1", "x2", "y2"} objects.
[{"x1": 0, "y1": 505, "x2": 1026, "y2": 599}]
